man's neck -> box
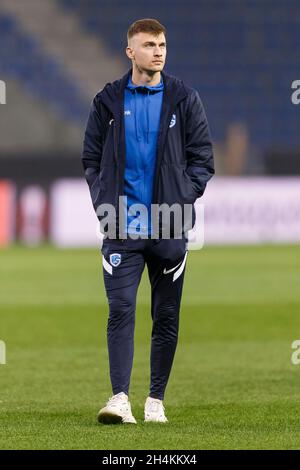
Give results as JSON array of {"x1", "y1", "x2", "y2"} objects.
[{"x1": 131, "y1": 68, "x2": 161, "y2": 87}]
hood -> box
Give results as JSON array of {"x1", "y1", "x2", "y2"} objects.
[{"x1": 98, "y1": 68, "x2": 187, "y2": 117}]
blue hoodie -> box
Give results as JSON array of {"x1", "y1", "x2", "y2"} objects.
[{"x1": 123, "y1": 75, "x2": 164, "y2": 236}]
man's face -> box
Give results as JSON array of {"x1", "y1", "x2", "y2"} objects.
[{"x1": 126, "y1": 32, "x2": 167, "y2": 74}]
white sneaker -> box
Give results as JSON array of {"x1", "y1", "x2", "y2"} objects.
[
  {"x1": 97, "y1": 392, "x2": 137, "y2": 424},
  {"x1": 144, "y1": 396, "x2": 168, "y2": 423}
]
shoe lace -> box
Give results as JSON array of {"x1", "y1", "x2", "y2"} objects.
[
  {"x1": 148, "y1": 399, "x2": 165, "y2": 413},
  {"x1": 107, "y1": 393, "x2": 127, "y2": 407}
]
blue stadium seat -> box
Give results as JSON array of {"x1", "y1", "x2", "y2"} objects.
[{"x1": 0, "y1": 13, "x2": 87, "y2": 124}]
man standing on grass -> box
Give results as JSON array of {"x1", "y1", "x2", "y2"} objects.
[{"x1": 82, "y1": 18, "x2": 214, "y2": 424}]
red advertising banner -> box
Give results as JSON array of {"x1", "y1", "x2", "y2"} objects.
[{"x1": 0, "y1": 180, "x2": 15, "y2": 246}]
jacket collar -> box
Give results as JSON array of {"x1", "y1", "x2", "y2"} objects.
[
  {"x1": 99, "y1": 68, "x2": 187, "y2": 114},
  {"x1": 126, "y1": 75, "x2": 164, "y2": 92}
]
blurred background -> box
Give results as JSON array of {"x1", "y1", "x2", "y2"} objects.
[
  {"x1": 1, "y1": 1, "x2": 300, "y2": 451},
  {"x1": 1, "y1": 0, "x2": 300, "y2": 247}
]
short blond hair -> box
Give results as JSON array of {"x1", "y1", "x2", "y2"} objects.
[{"x1": 127, "y1": 18, "x2": 166, "y2": 41}]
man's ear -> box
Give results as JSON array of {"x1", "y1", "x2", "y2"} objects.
[{"x1": 126, "y1": 46, "x2": 134, "y2": 60}]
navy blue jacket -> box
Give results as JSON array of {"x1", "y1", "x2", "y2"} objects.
[{"x1": 82, "y1": 68, "x2": 214, "y2": 237}]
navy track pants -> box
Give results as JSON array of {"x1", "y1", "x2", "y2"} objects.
[{"x1": 101, "y1": 237, "x2": 188, "y2": 400}]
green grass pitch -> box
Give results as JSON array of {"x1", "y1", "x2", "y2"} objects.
[{"x1": 1, "y1": 244, "x2": 300, "y2": 450}]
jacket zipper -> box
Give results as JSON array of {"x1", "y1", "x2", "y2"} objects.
[{"x1": 113, "y1": 112, "x2": 127, "y2": 240}]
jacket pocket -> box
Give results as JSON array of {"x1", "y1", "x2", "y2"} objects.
[
  {"x1": 86, "y1": 168, "x2": 107, "y2": 210},
  {"x1": 159, "y1": 164, "x2": 198, "y2": 206},
  {"x1": 182, "y1": 169, "x2": 198, "y2": 203}
]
